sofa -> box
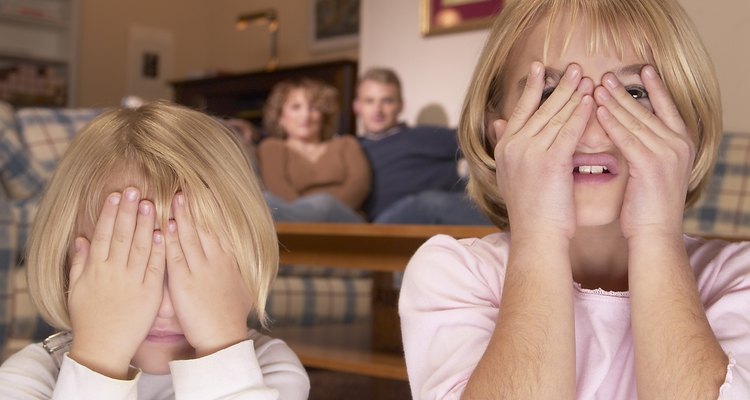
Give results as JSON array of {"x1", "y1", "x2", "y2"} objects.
[{"x1": 1, "y1": 100, "x2": 749, "y2": 363}]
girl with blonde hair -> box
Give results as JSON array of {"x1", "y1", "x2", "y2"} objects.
[
  {"x1": 399, "y1": 0, "x2": 749, "y2": 398},
  {"x1": 0, "y1": 101, "x2": 309, "y2": 399}
]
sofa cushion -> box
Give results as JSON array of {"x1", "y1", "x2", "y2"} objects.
[
  {"x1": 684, "y1": 132, "x2": 750, "y2": 239},
  {"x1": 16, "y1": 106, "x2": 102, "y2": 178},
  {"x1": 265, "y1": 274, "x2": 372, "y2": 326},
  {"x1": 0, "y1": 102, "x2": 46, "y2": 200}
]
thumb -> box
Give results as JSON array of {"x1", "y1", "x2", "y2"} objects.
[{"x1": 68, "y1": 237, "x2": 90, "y2": 295}]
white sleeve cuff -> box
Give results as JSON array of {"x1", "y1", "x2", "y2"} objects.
[
  {"x1": 169, "y1": 340, "x2": 279, "y2": 400},
  {"x1": 53, "y1": 353, "x2": 139, "y2": 400}
]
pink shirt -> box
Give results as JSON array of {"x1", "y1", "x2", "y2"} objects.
[{"x1": 399, "y1": 233, "x2": 750, "y2": 399}]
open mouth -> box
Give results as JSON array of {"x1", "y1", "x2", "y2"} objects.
[{"x1": 574, "y1": 165, "x2": 610, "y2": 174}]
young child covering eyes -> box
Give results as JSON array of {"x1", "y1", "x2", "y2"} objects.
[
  {"x1": 399, "y1": 0, "x2": 750, "y2": 398},
  {"x1": 0, "y1": 101, "x2": 310, "y2": 399}
]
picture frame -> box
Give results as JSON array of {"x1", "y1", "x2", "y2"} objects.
[
  {"x1": 421, "y1": 0, "x2": 505, "y2": 37},
  {"x1": 309, "y1": 0, "x2": 360, "y2": 52}
]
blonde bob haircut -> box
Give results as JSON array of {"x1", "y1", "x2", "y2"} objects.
[
  {"x1": 263, "y1": 78, "x2": 340, "y2": 140},
  {"x1": 27, "y1": 100, "x2": 278, "y2": 330},
  {"x1": 459, "y1": 0, "x2": 722, "y2": 229}
]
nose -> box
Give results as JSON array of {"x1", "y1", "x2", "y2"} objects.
[
  {"x1": 157, "y1": 281, "x2": 176, "y2": 319},
  {"x1": 578, "y1": 109, "x2": 614, "y2": 151}
]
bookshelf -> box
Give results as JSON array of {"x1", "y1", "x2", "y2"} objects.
[{"x1": 0, "y1": 0, "x2": 79, "y2": 106}]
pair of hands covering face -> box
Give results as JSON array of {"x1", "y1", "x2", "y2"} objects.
[
  {"x1": 67, "y1": 189, "x2": 252, "y2": 378},
  {"x1": 493, "y1": 62, "x2": 694, "y2": 241}
]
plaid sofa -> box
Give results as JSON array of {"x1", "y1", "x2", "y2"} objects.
[{"x1": 0, "y1": 102, "x2": 372, "y2": 361}]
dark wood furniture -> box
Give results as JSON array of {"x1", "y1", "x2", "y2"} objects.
[
  {"x1": 170, "y1": 60, "x2": 358, "y2": 134},
  {"x1": 273, "y1": 223, "x2": 499, "y2": 381}
]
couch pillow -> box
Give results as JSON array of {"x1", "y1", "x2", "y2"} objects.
[
  {"x1": 16, "y1": 107, "x2": 103, "y2": 179},
  {"x1": 0, "y1": 102, "x2": 47, "y2": 200},
  {"x1": 684, "y1": 132, "x2": 750, "y2": 239}
]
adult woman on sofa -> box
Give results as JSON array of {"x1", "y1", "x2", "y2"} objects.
[
  {"x1": 0, "y1": 101, "x2": 309, "y2": 399},
  {"x1": 399, "y1": 0, "x2": 750, "y2": 398},
  {"x1": 259, "y1": 78, "x2": 370, "y2": 222}
]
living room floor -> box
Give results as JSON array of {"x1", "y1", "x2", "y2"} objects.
[{"x1": 307, "y1": 368, "x2": 412, "y2": 399}]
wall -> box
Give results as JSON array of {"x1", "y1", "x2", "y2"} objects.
[
  {"x1": 360, "y1": 0, "x2": 750, "y2": 133},
  {"x1": 76, "y1": 0, "x2": 358, "y2": 107}
]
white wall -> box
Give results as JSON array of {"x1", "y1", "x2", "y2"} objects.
[
  {"x1": 360, "y1": 0, "x2": 750, "y2": 133},
  {"x1": 360, "y1": 0, "x2": 487, "y2": 128}
]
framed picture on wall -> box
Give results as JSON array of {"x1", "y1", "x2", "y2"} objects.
[
  {"x1": 310, "y1": 0, "x2": 360, "y2": 51},
  {"x1": 421, "y1": 0, "x2": 504, "y2": 36}
]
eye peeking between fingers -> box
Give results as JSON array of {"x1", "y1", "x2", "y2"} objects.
[{"x1": 626, "y1": 85, "x2": 653, "y2": 112}]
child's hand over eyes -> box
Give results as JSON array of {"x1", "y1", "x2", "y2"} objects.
[
  {"x1": 594, "y1": 65, "x2": 694, "y2": 240},
  {"x1": 165, "y1": 193, "x2": 253, "y2": 358},
  {"x1": 493, "y1": 62, "x2": 594, "y2": 241},
  {"x1": 68, "y1": 188, "x2": 166, "y2": 379}
]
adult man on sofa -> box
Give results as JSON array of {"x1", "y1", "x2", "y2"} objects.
[{"x1": 354, "y1": 67, "x2": 490, "y2": 225}]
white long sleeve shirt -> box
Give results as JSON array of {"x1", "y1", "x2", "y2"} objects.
[{"x1": 0, "y1": 329, "x2": 309, "y2": 400}]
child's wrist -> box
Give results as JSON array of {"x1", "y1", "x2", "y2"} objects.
[
  {"x1": 69, "y1": 343, "x2": 132, "y2": 380},
  {"x1": 193, "y1": 329, "x2": 249, "y2": 358}
]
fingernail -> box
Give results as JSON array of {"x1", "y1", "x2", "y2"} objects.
[
  {"x1": 531, "y1": 62, "x2": 543, "y2": 77},
  {"x1": 153, "y1": 231, "x2": 163, "y2": 245},
  {"x1": 176, "y1": 193, "x2": 184, "y2": 207},
  {"x1": 603, "y1": 74, "x2": 617, "y2": 89},
  {"x1": 109, "y1": 194, "x2": 121, "y2": 205},
  {"x1": 168, "y1": 220, "x2": 177, "y2": 233},
  {"x1": 139, "y1": 202, "x2": 151, "y2": 216},
  {"x1": 566, "y1": 65, "x2": 580, "y2": 80},
  {"x1": 643, "y1": 65, "x2": 657, "y2": 79},
  {"x1": 124, "y1": 188, "x2": 138, "y2": 202}
]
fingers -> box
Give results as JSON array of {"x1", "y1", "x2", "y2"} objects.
[
  {"x1": 504, "y1": 61, "x2": 545, "y2": 135},
  {"x1": 108, "y1": 188, "x2": 141, "y2": 265},
  {"x1": 165, "y1": 219, "x2": 189, "y2": 278},
  {"x1": 536, "y1": 78, "x2": 594, "y2": 150},
  {"x1": 172, "y1": 193, "x2": 207, "y2": 262},
  {"x1": 515, "y1": 64, "x2": 583, "y2": 138},
  {"x1": 88, "y1": 193, "x2": 120, "y2": 262},
  {"x1": 641, "y1": 65, "x2": 687, "y2": 135},
  {"x1": 143, "y1": 230, "x2": 166, "y2": 289},
  {"x1": 128, "y1": 200, "x2": 156, "y2": 271},
  {"x1": 68, "y1": 237, "x2": 90, "y2": 296}
]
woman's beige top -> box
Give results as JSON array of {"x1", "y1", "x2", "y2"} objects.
[{"x1": 258, "y1": 136, "x2": 371, "y2": 210}]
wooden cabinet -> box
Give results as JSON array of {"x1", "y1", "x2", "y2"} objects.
[{"x1": 170, "y1": 59, "x2": 358, "y2": 135}]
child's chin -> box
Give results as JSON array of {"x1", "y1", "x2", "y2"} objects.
[
  {"x1": 131, "y1": 343, "x2": 195, "y2": 374},
  {"x1": 575, "y1": 208, "x2": 620, "y2": 228}
]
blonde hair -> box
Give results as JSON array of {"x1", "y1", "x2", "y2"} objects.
[
  {"x1": 263, "y1": 78, "x2": 339, "y2": 140},
  {"x1": 27, "y1": 100, "x2": 278, "y2": 330},
  {"x1": 459, "y1": 0, "x2": 722, "y2": 229}
]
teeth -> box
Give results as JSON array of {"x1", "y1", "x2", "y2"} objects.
[{"x1": 577, "y1": 165, "x2": 608, "y2": 174}]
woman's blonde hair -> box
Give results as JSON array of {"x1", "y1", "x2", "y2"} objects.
[
  {"x1": 27, "y1": 100, "x2": 278, "y2": 330},
  {"x1": 459, "y1": 0, "x2": 722, "y2": 229},
  {"x1": 263, "y1": 78, "x2": 339, "y2": 140}
]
